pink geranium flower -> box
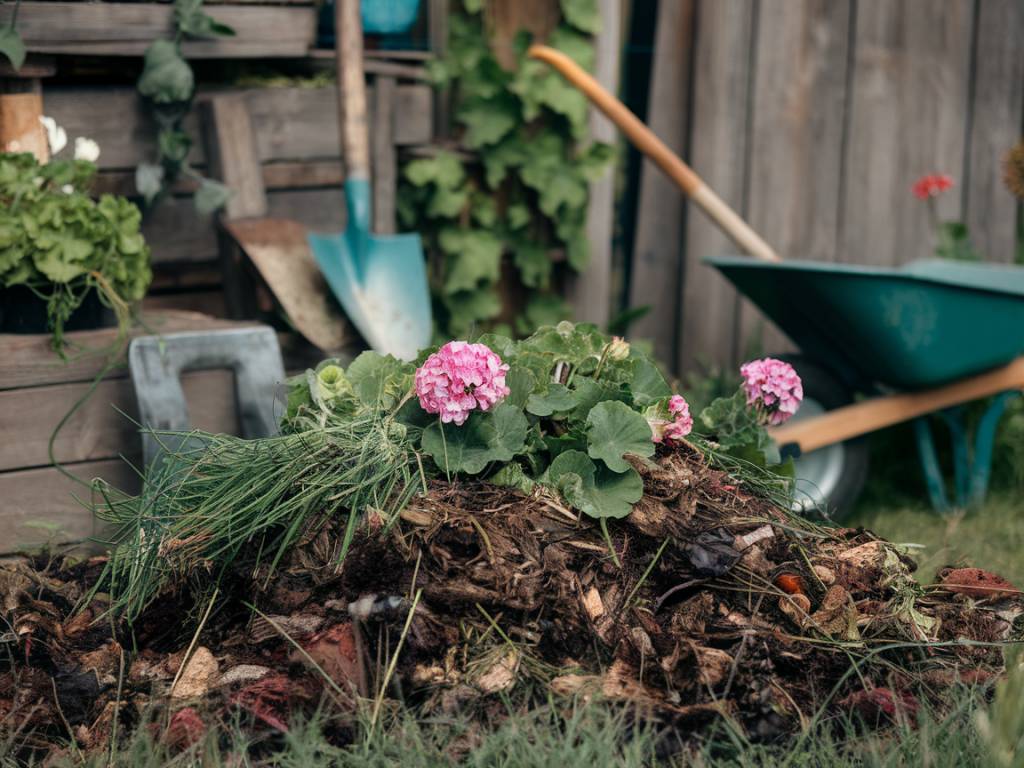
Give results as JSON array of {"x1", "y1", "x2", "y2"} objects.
[
  {"x1": 912, "y1": 174, "x2": 954, "y2": 200},
  {"x1": 651, "y1": 394, "x2": 693, "y2": 445},
  {"x1": 740, "y1": 358, "x2": 803, "y2": 426},
  {"x1": 415, "y1": 341, "x2": 510, "y2": 426}
]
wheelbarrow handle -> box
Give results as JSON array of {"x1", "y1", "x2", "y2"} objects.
[{"x1": 528, "y1": 45, "x2": 781, "y2": 263}]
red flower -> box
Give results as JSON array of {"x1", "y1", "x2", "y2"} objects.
[{"x1": 912, "y1": 174, "x2": 954, "y2": 200}]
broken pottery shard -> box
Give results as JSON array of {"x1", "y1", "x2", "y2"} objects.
[
  {"x1": 163, "y1": 707, "x2": 206, "y2": 751},
  {"x1": 837, "y1": 541, "x2": 888, "y2": 569},
  {"x1": 294, "y1": 622, "x2": 362, "y2": 696},
  {"x1": 170, "y1": 647, "x2": 219, "y2": 699},
  {"x1": 937, "y1": 568, "x2": 1020, "y2": 600}
]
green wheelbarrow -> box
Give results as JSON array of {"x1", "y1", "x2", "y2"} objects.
[
  {"x1": 710, "y1": 256, "x2": 1024, "y2": 516},
  {"x1": 530, "y1": 44, "x2": 1024, "y2": 517}
]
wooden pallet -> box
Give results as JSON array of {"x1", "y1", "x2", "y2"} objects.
[{"x1": 0, "y1": 312, "x2": 248, "y2": 552}]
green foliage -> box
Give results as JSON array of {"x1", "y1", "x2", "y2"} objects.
[
  {"x1": 0, "y1": 152, "x2": 152, "y2": 352},
  {"x1": 698, "y1": 389, "x2": 784, "y2": 469},
  {"x1": 135, "y1": 0, "x2": 234, "y2": 212},
  {"x1": 399, "y1": 0, "x2": 613, "y2": 339},
  {"x1": 0, "y1": 25, "x2": 26, "y2": 71},
  {"x1": 283, "y1": 322, "x2": 684, "y2": 522},
  {"x1": 934, "y1": 221, "x2": 982, "y2": 262}
]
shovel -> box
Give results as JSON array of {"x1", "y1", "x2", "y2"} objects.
[
  {"x1": 528, "y1": 45, "x2": 780, "y2": 263},
  {"x1": 307, "y1": 0, "x2": 431, "y2": 362}
]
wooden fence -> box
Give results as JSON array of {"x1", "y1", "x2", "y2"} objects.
[{"x1": 626, "y1": 0, "x2": 1024, "y2": 376}]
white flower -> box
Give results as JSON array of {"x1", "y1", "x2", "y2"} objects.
[
  {"x1": 61, "y1": 184, "x2": 74, "y2": 195},
  {"x1": 38, "y1": 116, "x2": 67, "y2": 155},
  {"x1": 74, "y1": 137, "x2": 101, "y2": 163}
]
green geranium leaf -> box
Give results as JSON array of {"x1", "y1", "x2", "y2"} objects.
[
  {"x1": 505, "y1": 366, "x2": 537, "y2": 408},
  {"x1": 346, "y1": 351, "x2": 413, "y2": 410},
  {"x1": 0, "y1": 27, "x2": 27, "y2": 71},
  {"x1": 489, "y1": 462, "x2": 535, "y2": 493},
  {"x1": 570, "y1": 378, "x2": 628, "y2": 422},
  {"x1": 422, "y1": 402, "x2": 528, "y2": 474},
  {"x1": 546, "y1": 450, "x2": 642, "y2": 519},
  {"x1": 137, "y1": 40, "x2": 194, "y2": 104},
  {"x1": 526, "y1": 383, "x2": 577, "y2": 417},
  {"x1": 586, "y1": 400, "x2": 654, "y2": 472},
  {"x1": 629, "y1": 358, "x2": 671, "y2": 407},
  {"x1": 560, "y1": 0, "x2": 602, "y2": 34}
]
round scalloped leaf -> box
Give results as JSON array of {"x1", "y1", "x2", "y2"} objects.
[
  {"x1": 526, "y1": 382, "x2": 578, "y2": 416},
  {"x1": 421, "y1": 402, "x2": 528, "y2": 475},
  {"x1": 585, "y1": 400, "x2": 654, "y2": 473},
  {"x1": 581, "y1": 464, "x2": 643, "y2": 519}
]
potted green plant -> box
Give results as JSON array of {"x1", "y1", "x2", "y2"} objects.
[{"x1": 0, "y1": 119, "x2": 152, "y2": 353}]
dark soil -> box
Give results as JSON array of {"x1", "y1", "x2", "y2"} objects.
[{"x1": 2, "y1": 444, "x2": 1021, "y2": 762}]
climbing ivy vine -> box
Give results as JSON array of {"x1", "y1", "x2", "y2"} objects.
[
  {"x1": 134, "y1": 0, "x2": 233, "y2": 214},
  {"x1": 397, "y1": 0, "x2": 613, "y2": 339}
]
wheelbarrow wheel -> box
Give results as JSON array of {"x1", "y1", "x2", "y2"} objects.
[{"x1": 778, "y1": 355, "x2": 869, "y2": 521}]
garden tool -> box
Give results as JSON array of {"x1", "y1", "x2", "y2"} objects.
[
  {"x1": 308, "y1": 0, "x2": 431, "y2": 361},
  {"x1": 528, "y1": 45, "x2": 781, "y2": 263}
]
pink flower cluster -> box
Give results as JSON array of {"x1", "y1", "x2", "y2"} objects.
[
  {"x1": 912, "y1": 173, "x2": 954, "y2": 200},
  {"x1": 740, "y1": 358, "x2": 803, "y2": 426},
  {"x1": 652, "y1": 394, "x2": 693, "y2": 445},
  {"x1": 415, "y1": 341, "x2": 510, "y2": 426}
]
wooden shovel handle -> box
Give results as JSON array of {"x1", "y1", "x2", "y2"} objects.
[
  {"x1": 528, "y1": 44, "x2": 780, "y2": 263},
  {"x1": 336, "y1": 0, "x2": 370, "y2": 180}
]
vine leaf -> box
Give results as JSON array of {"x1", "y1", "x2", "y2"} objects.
[
  {"x1": 458, "y1": 96, "x2": 518, "y2": 148},
  {"x1": 422, "y1": 403, "x2": 528, "y2": 474},
  {"x1": 585, "y1": 400, "x2": 654, "y2": 472},
  {"x1": 0, "y1": 27, "x2": 26, "y2": 71},
  {"x1": 559, "y1": 0, "x2": 602, "y2": 34},
  {"x1": 137, "y1": 40, "x2": 194, "y2": 104},
  {"x1": 440, "y1": 229, "x2": 502, "y2": 293},
  {"x1": 404, "y1": 152, "x2": 466, "y2": 189},
  {"x1": 174, "y1": 0, "x2": 236, "y2": 38},
  {"x1": 194, "y1": 178, "x2": 232, "y2": 215},
  {"x1": 135, "y1": 163, "x2": 165, "y2": 204},
  {"x1": 513, "y1": 243, "x2": 551, "y2": 289}
]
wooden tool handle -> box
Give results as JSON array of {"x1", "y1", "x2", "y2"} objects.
[
  {"x1": 770, "y1": 357, "x2": 1024, "y2": 453},
  {"x1": 528, "y1": 44, "x2": 780, "y2": 263},
  {"x1": 336, "y1": 0, "x2": 370, "y2": 180}
]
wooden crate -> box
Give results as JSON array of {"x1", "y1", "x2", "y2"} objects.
[{"x1": 0, "y1": 311, "x2": 248, "y2": 551}]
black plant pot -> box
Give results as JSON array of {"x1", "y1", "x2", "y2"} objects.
[{"x1": 0, "y1": 286, "x2": 110, "y2": 335}]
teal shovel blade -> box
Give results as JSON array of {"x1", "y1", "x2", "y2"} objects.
[{"x1": 309, "y1": 179, "x2": 432, "y2": 361}]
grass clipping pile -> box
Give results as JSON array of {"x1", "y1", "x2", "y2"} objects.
[{"x1": 5, "y1": 443, "x2": 1022, "y2": 759}]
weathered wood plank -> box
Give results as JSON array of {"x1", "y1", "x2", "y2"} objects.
[
  {"x1": 45, "y1": 83, "x2": 432, "y2": 171},
  {"x1": 0, "y1": 3, "x2": 316, "y2": 58},
  {"x1": 840, "y1": 0, "x2": 973, "y2": 267},
  {"x1": 0, "y1": 459, "x2": 139, "y2": 551},
  {"x1": 678, "y1": 0, "x2": 756, "y2": 373},
  {"x1": 738, "y1": 0, "x2": 852, "y2": 358},
  {"x1": 628, "y1": 0, "x2": 694, "y2": 369},
  {"x1": 372, "y1": 76, "x2": 398, "y2": 235},
  {"x1": 142, "y1": 290, "x2": 228, "y2": 317},
  {"x1": 0, "y1": 370, "x2": 239, "y2": 472},
  {"x1": 0, "y1": 311, "x2": 245, "y2": 390},
  {"x1": 569, "y1": 0, "x2": 621, "y2": 329},
  {"x1": 141, "y1": 186, "x2": 345, "y2": 265},
  {"x1": 964, "y1": 0, "x2": 1024, "y2": 263}
]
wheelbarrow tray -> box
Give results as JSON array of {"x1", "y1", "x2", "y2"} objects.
[{"x1": 708, "y1": 256, "x2": 1024, "y2": 390}]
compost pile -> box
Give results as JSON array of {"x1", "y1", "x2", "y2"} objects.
[{"x1": 3, "y1": 442, "x2": 1021, "y2": 761}]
